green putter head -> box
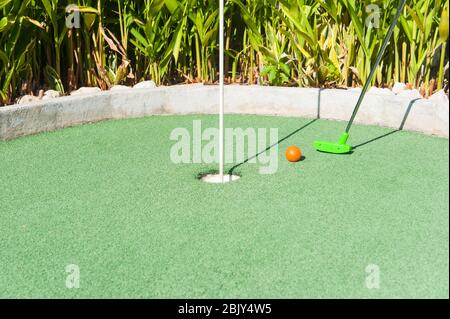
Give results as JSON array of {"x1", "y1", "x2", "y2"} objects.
[{"x1": 314, "y1": 132, "x2": 353, "y2": 154}]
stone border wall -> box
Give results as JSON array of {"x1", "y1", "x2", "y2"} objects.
[{"x1": 0, "y1": 84, "x2": 448, "y2": 140}]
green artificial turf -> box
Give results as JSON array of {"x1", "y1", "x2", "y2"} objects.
[{"x1": 0, "y1": 115, "x2": 448, "y2": 298}]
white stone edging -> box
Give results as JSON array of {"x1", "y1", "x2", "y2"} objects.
[{"x1": 0, "y1": 84, "x2": 448, "y2": 140}]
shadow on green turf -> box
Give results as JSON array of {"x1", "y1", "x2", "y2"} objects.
[
  {"x1": 228, "y1": 118, "x2": 318, "y2": 176},
  {"x1": 226, "y1": 97, "x2": 419, "y2": 173},
  {"x1": 353, "y1": 98, "x2": 420, "y2": 150}
]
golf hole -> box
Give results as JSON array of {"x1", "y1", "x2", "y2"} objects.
[{"x1": 199, "y1": 173, "x2": 241, "y2": 184}]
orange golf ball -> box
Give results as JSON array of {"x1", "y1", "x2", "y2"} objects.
[{"x1": 285, "y1": 146, "x2": 302, "y2": 162}]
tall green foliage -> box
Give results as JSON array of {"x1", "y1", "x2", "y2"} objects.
[
  {"x1": 0, "y1": 0, "x2": 448, "y2": 105},
  {"x1": 228, "y1": 0, "x2": 448, "y2": 93}
]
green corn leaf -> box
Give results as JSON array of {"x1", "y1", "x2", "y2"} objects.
[
  {"x1": 439, "y1": 6, "x2": 449, "y2": 41},
  {"x1": 171, "y1": 17, "x2": 186, "y2": 63},
  {"x1": 164, "y1": 0, "x2": 178, "y2": 14},
  {"x1": 342, "y1": 0, "x2": 368, "y2": 56},
  {"x1": 0, "y1": 0, "x2": 12, "y2": 10},
  {"x1": 0, "y1": 17, "x2": 9, "y2": 32},
  {"x1": 1, "y1": 65, "x2": 15, "y2": 94},
  {"x1": 45, "y1": 65, "x2": 64, "y2": 94},
  {"x1": 131, "y1": 28, "x2": 149, "y2": 47},
  {"x1": 0, "y1": 49, "x2": 9, "y2": 66}
]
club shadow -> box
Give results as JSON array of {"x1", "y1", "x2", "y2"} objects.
[
  {"x1": 352, "y1": 98, "x2": 420, "y2": 150},
  {"x1": 228, "y1": 118, "x2": 318, "y2": 175}
]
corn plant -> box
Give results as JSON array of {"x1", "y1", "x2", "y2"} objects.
[
  {"x1": 0, "y1": 0, "x2": 448, "y2": 106},
  {"x1": 0, "y1": 0, "x2": 38, "y2": 104}
]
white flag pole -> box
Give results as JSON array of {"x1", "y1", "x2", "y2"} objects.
[{"x1": 219, "y1": 0, "x2": 225, "y2": 182}]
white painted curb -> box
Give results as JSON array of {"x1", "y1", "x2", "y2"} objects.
[{"x1": 0, "y1": 84, "x2": 448, "y2": 140}]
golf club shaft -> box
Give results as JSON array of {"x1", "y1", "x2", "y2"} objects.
[
  {"x1": 345, "y1": 0, "x2": 407, "y2": 133},
  {"x1": 219, "y1": 0, "x2": 225, "y2": 181}
]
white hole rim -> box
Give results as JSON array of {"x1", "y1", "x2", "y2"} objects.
[{"x1": 200, "y1": 174, "x2": 241, "y2": 184}]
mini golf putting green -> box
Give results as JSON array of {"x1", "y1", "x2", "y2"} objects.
[{"x1": 0, "y1": 115, "x2": 448, "y2": 298}]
